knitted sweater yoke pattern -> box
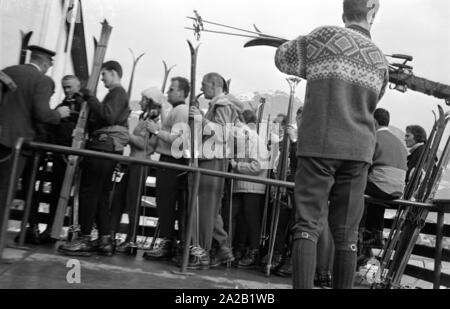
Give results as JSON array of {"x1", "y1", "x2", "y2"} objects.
[
  {"x1": 278, "y1": 26, "x2": 388, "y2": 96},
  {"x1": 275, "y1": 25, "x2": 389, "y2": 163}
]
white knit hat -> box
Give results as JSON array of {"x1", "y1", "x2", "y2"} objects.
[{"x1": 141, "y1": 87, "x2": 165, "y2": 106}]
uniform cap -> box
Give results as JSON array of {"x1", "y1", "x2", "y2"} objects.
[{"x1": 28, "y1": 45, "x2": 56, "y2": 61}]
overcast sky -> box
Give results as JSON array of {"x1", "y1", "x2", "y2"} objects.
[{"x1": 83, "y1": 0, "x2": 450, "y2": 138}]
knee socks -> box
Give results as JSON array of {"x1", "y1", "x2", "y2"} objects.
[
  {"x1": 292, "y1": 238, "x2": 317, "y2": 289},
  {"x1": 333, "y1": 250, "x2": 356, "y2": 289}
]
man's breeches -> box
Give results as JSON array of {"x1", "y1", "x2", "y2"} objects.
[{"x1": 293, "y1": 156, "x2": 369, "y2": 251}]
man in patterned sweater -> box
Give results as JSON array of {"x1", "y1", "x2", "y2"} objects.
[{"x1": 274, "y1": 0, "x2": 389, "y2": 288}]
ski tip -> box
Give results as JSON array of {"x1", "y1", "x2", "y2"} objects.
[
  {"x1": 244, "y1": 39, "x2": 260, "y2": 48},
  {"x1": 187, "y1": 40, "x2": 200, "y2": 52},
  {"x1": 137, "y1": 53, "x2": 146, "y2": 61},
  {"x1": 243, "y1": 38, "x2": 285, "y2": 48},
  {"x1": 20, "y1": 30, "x2": 33, "y2": 42},
  {"x1": 253, "y1": 24, "x2": 262, "y2": 33},
  {"x1": 187, "y1": 40, "x2": 194, "y2": 50}
]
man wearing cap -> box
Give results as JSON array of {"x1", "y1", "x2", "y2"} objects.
[
  {"x1": 110, "y1": 86, "x2": 164, "y2": 253},
  {"x1": 0, "y1": 45, "x2": 70, "y2": 237},
  {"x1": 273, "y1": 0, "x2": 389, "y2": 288},
  {"x1": 58, "y1": 60, "x2": 130, "y2": 257},
  {"x1": 143, "y1": 76, "x2": 190, "y2": 261}
]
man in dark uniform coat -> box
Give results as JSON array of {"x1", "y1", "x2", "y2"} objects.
[{"x1": 0, "y1": 46, "x2": 70, "y2": 243}]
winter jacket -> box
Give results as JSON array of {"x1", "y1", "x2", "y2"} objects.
[{"x1": 232, "y1": 125, "x2": 269, "y2": 194}]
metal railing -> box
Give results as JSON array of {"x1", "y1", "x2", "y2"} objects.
[
  {"x1": 0, "y1": 138, "x2": 294, "y2": 272},
  {"x1": 1, "y1": 138, "x2": 448, "y2": 287}
]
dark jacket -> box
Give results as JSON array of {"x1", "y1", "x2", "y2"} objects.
[
  {"x1": 86, "y1": 86, "x2": 129, "y2": 134},
  {"x1": 51, "y1": 94, "x2": 84, "y2": 146},
  {"x1": 85, "y1": 85, "x2": 130, "y2": 153},
  {"x1": 406, "y1": 144, "x2": 425, "y2": 184},
  {"x1": 0, "y1": 64, "x2": 61, "y2": 148}
]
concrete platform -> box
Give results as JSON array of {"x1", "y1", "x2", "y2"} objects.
[
  {"x1": 0, "y1": 238, "x2": 292, "y2": 289},
  {"x1": 2, "y1": 234, "x2": 443, "y2": 289}
]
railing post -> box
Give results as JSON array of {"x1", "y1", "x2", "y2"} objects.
[
  {"x1": 0, "y1": 138, "x2": 25, "y2": 260},
  {"x1": 433, "y1": 204, "x2": 445, "y2": 289},
  {"x1": 17, "y1": 151, "x2": 41, "y2": 248}
]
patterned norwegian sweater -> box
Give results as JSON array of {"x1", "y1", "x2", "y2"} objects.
[{"x1": 275, "y1": 25, "x2": 389, "y2": 163}]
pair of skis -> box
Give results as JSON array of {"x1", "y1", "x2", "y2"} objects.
[
  {"x1": 19, "y1": 31, "x2": 33, "y2": 65},
  {"x1": 127, "y1": 49, "x2": 145, "y2": 101},
  {"x1": 50, "y1": 20, "x2": 113, "y2": 240},
  {"x1": 374, "y1": 105, "x2": 450, "y2": 288},
  {"x1": 264, "y1": 77, "x2": 300, "y2": 277},
  {"x1": 377, "y1": 109, "x2": 443, "y2": 273},
  {"x1": 178, "y1": 40, "x2": 202, "y2": 273}
]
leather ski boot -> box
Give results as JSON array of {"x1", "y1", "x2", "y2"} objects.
[
  {"x1": 97, "y1": 235, "x2": 114, "y2": 256},
  {"x1": 58, "y1": 235, "x2": 94, "y2": 257},
  {"x1": 314, "y1": 271, "x2": 332, "y2": 288},
  {"x1": 172, "y1": 245, "x2": 210, "y2": 270},
  {"x1": 275, "y1": 256, "x2": 292, "y2": 277},
  {"x1": 210, "y1": 245, "x2": 234, "y2": 268},
  {"x1": 260, "y1": 251, "x2": 283, "y2": 273},
  {"x1": 233, "y1": 243, "x2": 246, "y2": 262},
  {"x1": 116, "y1": 241, "x2": 134, "y2": 254},
  {"x1": 143, "y1": 238, "x2": 172, "y2": 260},
  {"x1": 237, "y1": 249, "x2": 259, "y2": 269}
]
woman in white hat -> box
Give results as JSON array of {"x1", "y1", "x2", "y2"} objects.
[{"x1": 110, "y1": 87, "x2": 165, "y2": 253}]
